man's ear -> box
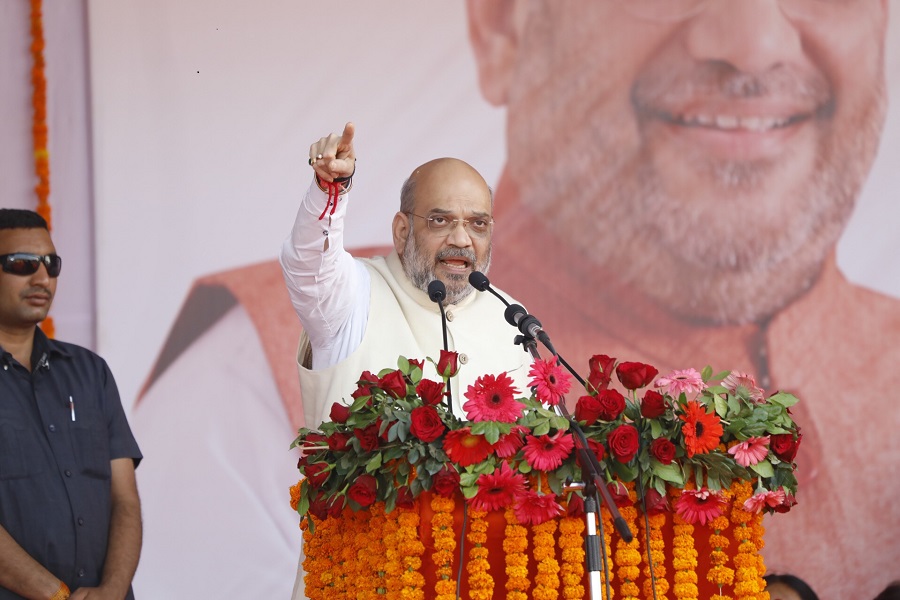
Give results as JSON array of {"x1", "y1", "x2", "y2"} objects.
[
  {"x1": 392, "y1": 212, "x2": 410, "y2": 256},
  {"x1": 466, "y1": 0, "x2": 524, "y2": 107}
]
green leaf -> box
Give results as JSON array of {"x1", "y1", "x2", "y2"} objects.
[
  {"x1": 649, "y1": 420, "x2": 663, "y2": 438},
  {"x1": 651, "y1": 462, "x2": 684, "y2": 485},
  {"x1": 408, "y1": 447, "x2": 420, "y2": 464},
  {"x1": 471, "y1": 421, "x2": 502, "y2": 445},
  {"x1": 713, "y1": 394, "x2": 728, "y2": 418},
  {"x1": 366, "y1": 453, "x2": 383, "y2": 473},
  {"x1": 701, "y1": 365, "x2": 713, "y2": 381},
  {"x1": 750, "y1": 459, "x2": 774, "y2": 478},
  {"x1": 768, "y1": 392, "x2": 799, "y2": 408},
  {"x1": 550, "y1": 416, "x2": 571, "y2": 431},
  {"x1": 533, "y1": 420, "x2": 551, "y2": 436}
]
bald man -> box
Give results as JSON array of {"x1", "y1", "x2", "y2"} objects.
[{"x1": 280, "y1": 123, "x2": 533, "y2": 428}]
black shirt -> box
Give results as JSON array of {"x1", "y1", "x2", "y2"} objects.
[{"x1": 0, "y1": 328, "x2": 142, "y2": 598}]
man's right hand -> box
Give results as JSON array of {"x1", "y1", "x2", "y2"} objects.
[{"x1": 309, "y1": 122, "x2": 356, "y2": 182}]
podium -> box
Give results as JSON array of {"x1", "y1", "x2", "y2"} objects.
[{"x1": 291, "y1": 355, "x2": 801, "y2": 600}]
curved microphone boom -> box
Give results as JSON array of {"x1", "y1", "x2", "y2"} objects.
[
  {"x1": 427, "y1": 280, "x2": 452, "y2": 411},
  {"x1": 504, "y1": 304, "x2": 557, "y2": 356},
  {"x1": 468, "y1": 271, "x2": 511, "y2": 307}
]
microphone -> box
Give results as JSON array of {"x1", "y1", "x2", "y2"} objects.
[
  {"x1": 504, "y1": 304, "x2": 556, "y2": 356},
  {"x1": 427, "y1": 280, "x2": 452, "y2": 411},
  {"x1": 428, "y1": 280, "x2": 446, "y2": 303},
  {"x1": 469, "y1": 271, "x2": 510, "y2": 307}
]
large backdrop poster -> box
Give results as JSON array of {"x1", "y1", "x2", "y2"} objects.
[{"x1": 34, "y1": 1, "x2": 900, "y2": 598}]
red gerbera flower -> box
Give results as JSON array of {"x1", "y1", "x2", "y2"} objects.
[
  {"x1": 523, "y1": 431, "x2": 575, "y2": 471},
  {"x1": 492, "y1": 425, "x2": 527, "y2": 459},
  {"x1": 679, "y1": 401, "x2": 724, "y2": 458},
  {"x1": 442, "y1": 427, "x2": 493, "y2": 467},
  {"x1": 528, "y1": 358, "x2": 571, "y2": 406},
  {"x1": 469, "y1": 462, "x2": 527, "y2": 512},
  {"x1": 463, "y1": 372, "x2": 523, "y2": 423},
  {"x1": 514, "y1": 489, "x2": 563, "y2": 525},
  {"x1": 675, "y1": 488, "x2": 726, "y2": 526}
]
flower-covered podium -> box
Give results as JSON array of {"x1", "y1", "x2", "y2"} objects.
[{"x1": 290, "y1": 353, "x2": 801, "y2": 600}]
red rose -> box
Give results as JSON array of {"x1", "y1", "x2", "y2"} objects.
[
  {"x1": 410, "y1": 405, "x2": 446, "y2": 443},
  {"x1": 650, "y1": 438, "x2": 676, "y2": 465},
  {"x1": 304, "y1": 462, "x2": 331, "y2": 487},
  {"x1": 327, "y1": 431, "x2": 350, "y2": 452},
  {"x1": 409, "y1": 358, "x2": 425, "y2": 371},
  {"x1": 380, "y1": 370, "x2": 408, "y2": 399},
  {"x1": 396, "y1": 486, "x2": 416, "y2": 509},
  {"x1": 352, "y1": 371, "x2": 380, "y2": 399},
  {"x1": 643, "y1": 488, "x2": 669, "y2": 515},
  {"x1": 607, "y1": 481, "x2": 632, "y2": 508},
  {"x1": 437, "y1": 350, "x2": 460, "y2": 378},
  {"x1": 431, "y1": 466, "x2": 460, "y2": 498},
  {"x1": 588, "y1": 354, "x2": 616, "y2": 393},
  {"x1": 308, "y1": 492, "x2": 329, "y2": 520},
  {"x1": 597, "y1": 389, "x2": 626, "y2": 421},
  {"x1": 641, "y1": 390, "x2": 667, "y2": 419},
  {"x1": 354, "y1": 423, "x2": 381, "y2": 452},
  {"x1": 774, "y1": 491, "x2": 798, "y2": 514},
  {"x1": 607, "y1": 424, "x2": 640, "y2": 463},
  {"x1": 575, "y1": 395, "x2": 603, "y2": 426},
  {"x1": 770, "y1": 433, "x2": 802, "y2": 462},
  {"x1": 416, "y1": 379, "x2": 446, "y2": 406},
  {"x1": 616, "y1": 361, "x2": 659, "y2": 390},
  {"x1": 575, "y1": 438, "x2": 606, "y2": 469},
  {"x1": 347, "y1": 474, "x2": 378, "y2": 507},
  {"x1": 329, "y1": 402, "x2": 351, "y2": 424},
  {"x1": 566, "y1": 493, "x2": 585, "y2": 517}
]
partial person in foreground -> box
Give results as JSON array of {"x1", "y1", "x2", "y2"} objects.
[
  {"x1": 764, "y1": 573, "x2": 820, "y2": 600},
  {"x1": 280, "y1": 123, "x2": 534, "y2": 597},
  {"x1": 0, "y1": 210, "x2": 143, "y2": 600}
]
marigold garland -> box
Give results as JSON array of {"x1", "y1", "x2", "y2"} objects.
[
  {"x1": 29, "y1": 0, "x2": 54, "y2": 338},
  {"x1": 600, "y1": 503, "x2": 616, "y2": 600},
  {"x1": 640, "y1": 511, "x2": 670, "y2": 599},
  {"x1": 615, "y1": 484, "x2": 641, "y2": 600},
  {"x1": 670, "y1": 488, "x2": 699, "y2": 600},
  {"x1": 731, "y1": 481, "x2": 762, "y2": 600},
  {"x1": 533, "y1": 518, "x2": 560, "y2": 600},
  {"x1": 558, "y1": 514, "x2": 585, "y2": 600},
  {"x1": 466, "y1": 509, "x2": 494, "y2": 600},
  {"x1": 383, "y1": 507, "x2": 403, "y2": 600},
  {"x1": 707, "y1": 508, "x2": 735, "y2": 600},
  {"x1": 398, "y1": 507, "x2": 425, "y2": 600},
  {"x1": 503, "y1": 507, "x2": 530, "y2": 600},
  {"x1": 302, "y1": 515, "x2": 335, "y2": 600},
  {"x1": 431, "y1": 496, "x2": 458, "y2": 600}
]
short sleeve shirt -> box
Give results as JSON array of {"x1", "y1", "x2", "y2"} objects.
[{"x1": 0, "y1": 328, "x2": 142, "y2": 598}]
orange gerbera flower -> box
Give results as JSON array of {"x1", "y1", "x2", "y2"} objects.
[{"x1": 680, "y1": 401, "x2": 723, "y2": 457}]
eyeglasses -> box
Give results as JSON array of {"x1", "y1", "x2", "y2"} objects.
[
  {"x1": 0, "y1": 253, "x2": 62, "y2": 277},
  {"x1": 405, "y1": 212, "x2": 493, "y2": 239},
  {"x1": 610, "y1": 0, "x2": 862, "y2": 23}
]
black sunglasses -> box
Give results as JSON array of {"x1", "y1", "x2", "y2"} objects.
[{"x1": 0, "y1": 253, "x2": 63, "y2": 278}]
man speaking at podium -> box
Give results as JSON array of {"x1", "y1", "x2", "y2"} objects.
[{"x1": 279, "y1": 122, "x2": 533, "y2": 428}]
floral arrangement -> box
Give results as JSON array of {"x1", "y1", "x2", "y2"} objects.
[{"x1": 291, "y1": 351, "x2": 801, "y2": 530}]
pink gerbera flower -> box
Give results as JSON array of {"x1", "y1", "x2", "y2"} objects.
[
  {"x1": 722, "y1": 371, "x2": 766, "y2": 404},
  {"x1": 743, "y1": 488, "x2": 787, "y2": 514},
  {"x1": 674, "y1": 488, "x2": 726, "y2": 526},
  {"x1": 463, "y1": 372, "x2": 523, "y2": 422},
  {"x1": 514, "y1": 490, "x2": 563, "y2": 525},
  {"x1": 469, "y1": 462, "x2": 527, "y2": 512},
  {"x1": 522, "y1": 431, "x2": 575, "y2": 471},
  {"x1": 528, "y1": 358, "x2": 571, "y2": 406},
  {"x1": 655, "y1": 368, "x2": 707, "y2": 397},
  {"x1": 492, "y1": 426, "x2": 527, "y2": 459},
  {"x1": 442, "y1": 428, "x2": 493, "y2": 467},
  {"x1": 728, "y1": 436, "x2": 770, "y2": 467}
]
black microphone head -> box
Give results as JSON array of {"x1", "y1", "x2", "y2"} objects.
[
  {"x1": 427, "y1": 280, "x2": 446, "y2": 303},
  {"x1": 504, "y1": 303, "x2": 527, "y2": 327},
  {"x1": 468, "y1": 271, "x2": 490, "y2": 292}
]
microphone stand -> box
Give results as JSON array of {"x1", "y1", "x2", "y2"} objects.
[
  {"x1": 514, "y1": 332, "x2": 632, "y2": 600},
  {"x1": 436, "y1": 299, "x2": 453, "y2": 412}
]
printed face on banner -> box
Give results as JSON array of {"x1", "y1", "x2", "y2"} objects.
[{"x1": 470, "y1": 0, "x2": 888, "y2": 323}]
